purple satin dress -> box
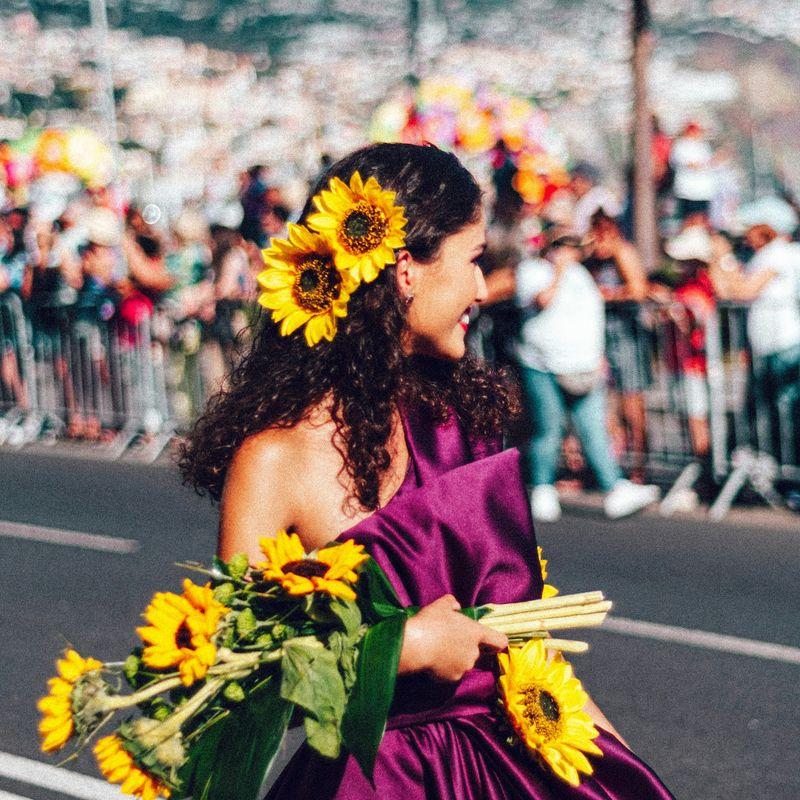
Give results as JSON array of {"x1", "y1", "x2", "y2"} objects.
[{"x1": 266, "y1": 409, "x2": 674, "y2": 800}]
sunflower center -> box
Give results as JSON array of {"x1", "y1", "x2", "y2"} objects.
[
  {"x1": 175, "y1": 621, "x2": 193, "y2": 650},
  {"x1": 292, "y1": 256, "x2": 341, "y2": 313},
  {"x1": 521, "y1": 686, "x2": 562, "y2": 738},
  {"x1": 283, "y1": 559, "x2": 329, "y2": 578},
  {"x1": 338, "y1": 201, "x2": 388, "y2": 255}
]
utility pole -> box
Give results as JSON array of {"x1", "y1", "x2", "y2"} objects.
[
  {"x1": 89, "y1": 0, "x2": 119, "y2": 165},
  {"x1": 631, "y1": 0, "x2": 658, "y2": 271},
  {"x1": 408, "y1": 0, "x2": 420, "y2": 80}
]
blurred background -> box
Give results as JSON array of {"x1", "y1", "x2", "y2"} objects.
[{"x1": 1, "y1": 3, "x2": 799, "y2": 800}]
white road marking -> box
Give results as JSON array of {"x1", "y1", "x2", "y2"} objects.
[
  {"x1": 0, "y1": 790, "x2": 36, "y2": 800},
  {"x1": 602, "y1": 616, "x2": 800, "y2": 665},
  {"x1": 0, "y1": 521, "x2": 138, "y2": 554},
  {"x1": 0, "y1": 753, "x2": 126, "y2": 800}
]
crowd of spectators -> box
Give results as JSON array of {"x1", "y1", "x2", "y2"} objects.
[
  {"x1": 481, "y1": 121, "x2": 800, "y2": 518},
  {"x1": 1, "y1": 118, "x2": 799, "y2": 518},
  {"x1": 0, "y1": 165, "x2": 292, "y2": 443}
]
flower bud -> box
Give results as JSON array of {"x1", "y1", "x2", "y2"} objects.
[{"x1": 155, "y1": 734, "x2": 186, "y2": 767}]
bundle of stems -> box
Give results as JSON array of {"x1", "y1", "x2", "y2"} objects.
[{"x1": 478, "y1": 591, "x2": 611, "y2": 654}]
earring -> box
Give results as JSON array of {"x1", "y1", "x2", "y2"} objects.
[{"x1": 404, "y1": 293, "x2": 415, "y2": 306}]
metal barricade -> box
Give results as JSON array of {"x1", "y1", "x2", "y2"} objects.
[
  {"x1": 0, "y1": 292, "x2": 42, "y2": 448},
  {"x1": 476, "y1": 296, "x2": 800, "y2": 519}
]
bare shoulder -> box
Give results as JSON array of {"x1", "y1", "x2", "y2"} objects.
[{"x1": 219, "y1": 417, "x2": 342, "y2": 561}]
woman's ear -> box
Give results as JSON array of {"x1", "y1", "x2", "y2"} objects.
[{"x1": 394, "y1": 249, "x2": 418, "y2": 301}]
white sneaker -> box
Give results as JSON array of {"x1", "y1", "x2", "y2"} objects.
[
  {"x1": 531, "y1": 485, "x2": 562, "y2": 522},
  {"x1": 604, "y1": 480, "x2": 660, "y2": 520}
]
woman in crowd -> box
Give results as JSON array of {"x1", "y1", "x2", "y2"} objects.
[
  {"x1": 583, "y1": 210, "x2": 651, "y2": 482},
  {"x1": 515, "y1": 228, "x2": 660, "y2": 522}
]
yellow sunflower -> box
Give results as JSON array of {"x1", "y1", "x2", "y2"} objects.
[
  {"x1": 498, "y1": 639, "x2": 602, "y2": 787},
  {"x1": 307, "y1": 171, "x2": 407, "y2": 284},
  {"x1": 537, "y1": 546, "x2": 559, "y2": 599},
  {"x1": 257, "y1": 530, "x2": 369, "y2": 602},
  {"x1": 38, "y1": 649, "x2": 102, "y2": 753},
  {"x1": 136, "y1": 580, "x2": 227, "y2": 687},
  {"x1": 258, "y1": 223, "x2": 355, "y2": 347},
  {"x1": 94, "y1": 734, "x2": 171, "y2": 800}
]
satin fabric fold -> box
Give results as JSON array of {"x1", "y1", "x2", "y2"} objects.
[{"x1": 265, "y1": 409, "x2": 674, "y2": 800}]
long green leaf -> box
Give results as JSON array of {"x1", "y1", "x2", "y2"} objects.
[
  {"x1": 177, "y1": 678, "x2": 292, "y2": 800},
  {"x1": 357, "y1": 559, "x2": 404, "y2": 621},
  {"x1": 341, "y1": 612, "x2": 407, "y2": 782}
]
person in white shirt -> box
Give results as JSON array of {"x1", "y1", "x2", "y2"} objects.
[
  {"x1": 670, "y1": 122, "x2": 716, "y2": 221},
  {"x1": 709, "y1": 222, "x2": 800, "y2": 461},
  {"x1": 569, "y1": 162, "x2": 622, "y2": 237},
  {"x1": 515, "y1": 229, "x2": 660, "y2": 522}
]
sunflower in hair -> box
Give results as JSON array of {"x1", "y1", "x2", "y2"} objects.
[
  {"x1": 307, "y1": 171, "x2": 407, "y2": 284},
  {"x1": 258, "y1": 224, "x2": 355, "y2": 347}
]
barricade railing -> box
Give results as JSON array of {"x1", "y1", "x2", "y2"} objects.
[
  {"x1": 2, "y1": 292, "x2": 798, "y2": 516},
  {"x1": 472, "y1": 297, "x2": 799, "y2": 519}
]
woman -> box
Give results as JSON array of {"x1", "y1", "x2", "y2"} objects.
[
  {"x1": 584, "y1": 210, "x2": 651, "y2": 482},
  {"x1": 181, "y1": 144, "x2": 672, "y2": 799},
  {"x1": 515, "y1": 229, "x2": 660, "y2": 522}
]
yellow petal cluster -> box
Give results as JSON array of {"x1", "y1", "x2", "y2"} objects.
[
  {"x1": 307, "y1": 171, "x2": 407, "y2": 284},
  {"x1": 94, "y1": 734, "x2": 171, "y2": 800},
  {"x1": 537, "y1": 546, "x2": 559, "y2": 599},
  {"x1": 258, "y1": 530, "x2": 369, "y2": 602},
  {"x1": 258, "y1": 224, "x2": 356, "y2": 347},
  {"x1": 498, "y1": 639, "x2": 602, "y2": 787},
  {"x1": 136, "y1": 579, "x2": 227, "y2": 687},
  {"x1": 257, "y1": 171, "x2": 406, "y2": 347},
  {"x1": 38, "y1": 649, "x2": 102, "y2": 752}
]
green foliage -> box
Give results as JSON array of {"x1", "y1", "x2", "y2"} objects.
[
  {"x1": 341, "y1": 612, "x2": 408, "y2": 781},
  {"x1": 280, "y1": 637, "x2": 346, "y2": 759},
  {"x1": 175, "y1": 678, "x2": 292, "y2": 800},
  {"x1": 235, "y1": 608, "x2": 257, "y2": 637},
  {"x1": 227, "y1": 553, "x2": 250, "y2": 581}
]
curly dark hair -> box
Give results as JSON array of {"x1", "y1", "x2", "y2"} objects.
[{"x1": 179, "y1": 143, "x2": 520, "y2": 509}]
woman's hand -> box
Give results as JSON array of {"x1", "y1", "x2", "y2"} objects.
[{"x1": 399, "y1": 594, "x2": 508, "y2": 682}]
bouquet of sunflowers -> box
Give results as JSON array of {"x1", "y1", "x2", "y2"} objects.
[{"x1": 39, "y1": 533, "x2": 612, "y2": 799}]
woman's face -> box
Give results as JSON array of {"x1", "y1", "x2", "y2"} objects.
[{"x1": 401, "y1": 217, "x2": 488, "y2": 360}]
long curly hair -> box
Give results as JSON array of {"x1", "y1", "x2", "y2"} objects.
[{"x1": 179, "y1": 143, "x2": 520, "y2": 509}]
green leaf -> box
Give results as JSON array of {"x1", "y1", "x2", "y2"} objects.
[
  {"x1": 280, "y1": 638, "x2": 346, "y2": 759},
  {"x1": 329, "y1": 598, "x2": 362, "y2": 636},
  {"x1": 357, "y1": 559, "x2": 404, "y2": 622},
  {"x1": 341, "y1": 612, "x2": 407, "y2": 781},
  {"x1": 175, "y1": 678, "x2": 291, "y2": 800}
]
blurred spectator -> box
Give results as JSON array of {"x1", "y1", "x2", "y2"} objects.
[
  {"x1": 200, "y1": 225, "x2": 252, "y2": 394},
  {"x1": 670, "y1": 122, "x2": 715, "y2": 223},
  {"x1": 659, "y1": 226, "x2": 721, "y2": 509},
  {"x1": 514, "y1": 228, "x2": 659, "y2": 521},
  {"x1": 260, "y1": 204, "x2": 290, "y2": 241},
  {"x1": 651, "y1": 116, "x2": 673, "y2": 198},
  {"x1": 584, "y1": 210, "x2": 651, "y2": 481},
  {"x1": 710, "y1": 222, "x2": 800, "y2": 462},
  {"x1": 569, "y1": 162, "x2": 621, "y2": 237},
  {"x1": 239, "y1": 165, "x2": 271, "y2": 245}
]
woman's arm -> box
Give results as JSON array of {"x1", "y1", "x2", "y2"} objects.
[
  {"x1": 584, "y1": 696, "x2": 628, "y2": 747},
  {"x1": 606, "y1": 242, "x2": 648, "y2": 302}
]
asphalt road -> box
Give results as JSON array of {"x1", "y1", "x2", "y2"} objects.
[{"x1": 1, "y1": 451, "x2": 798, "y2": 800}]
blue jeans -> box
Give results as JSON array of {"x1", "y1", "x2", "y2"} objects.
[
  {"x1": 520, "y1": 366, "x2": 622, "y2": 492},
  {"x1": 752, "y1": 343, "x2": 800, "y2": 464}
]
